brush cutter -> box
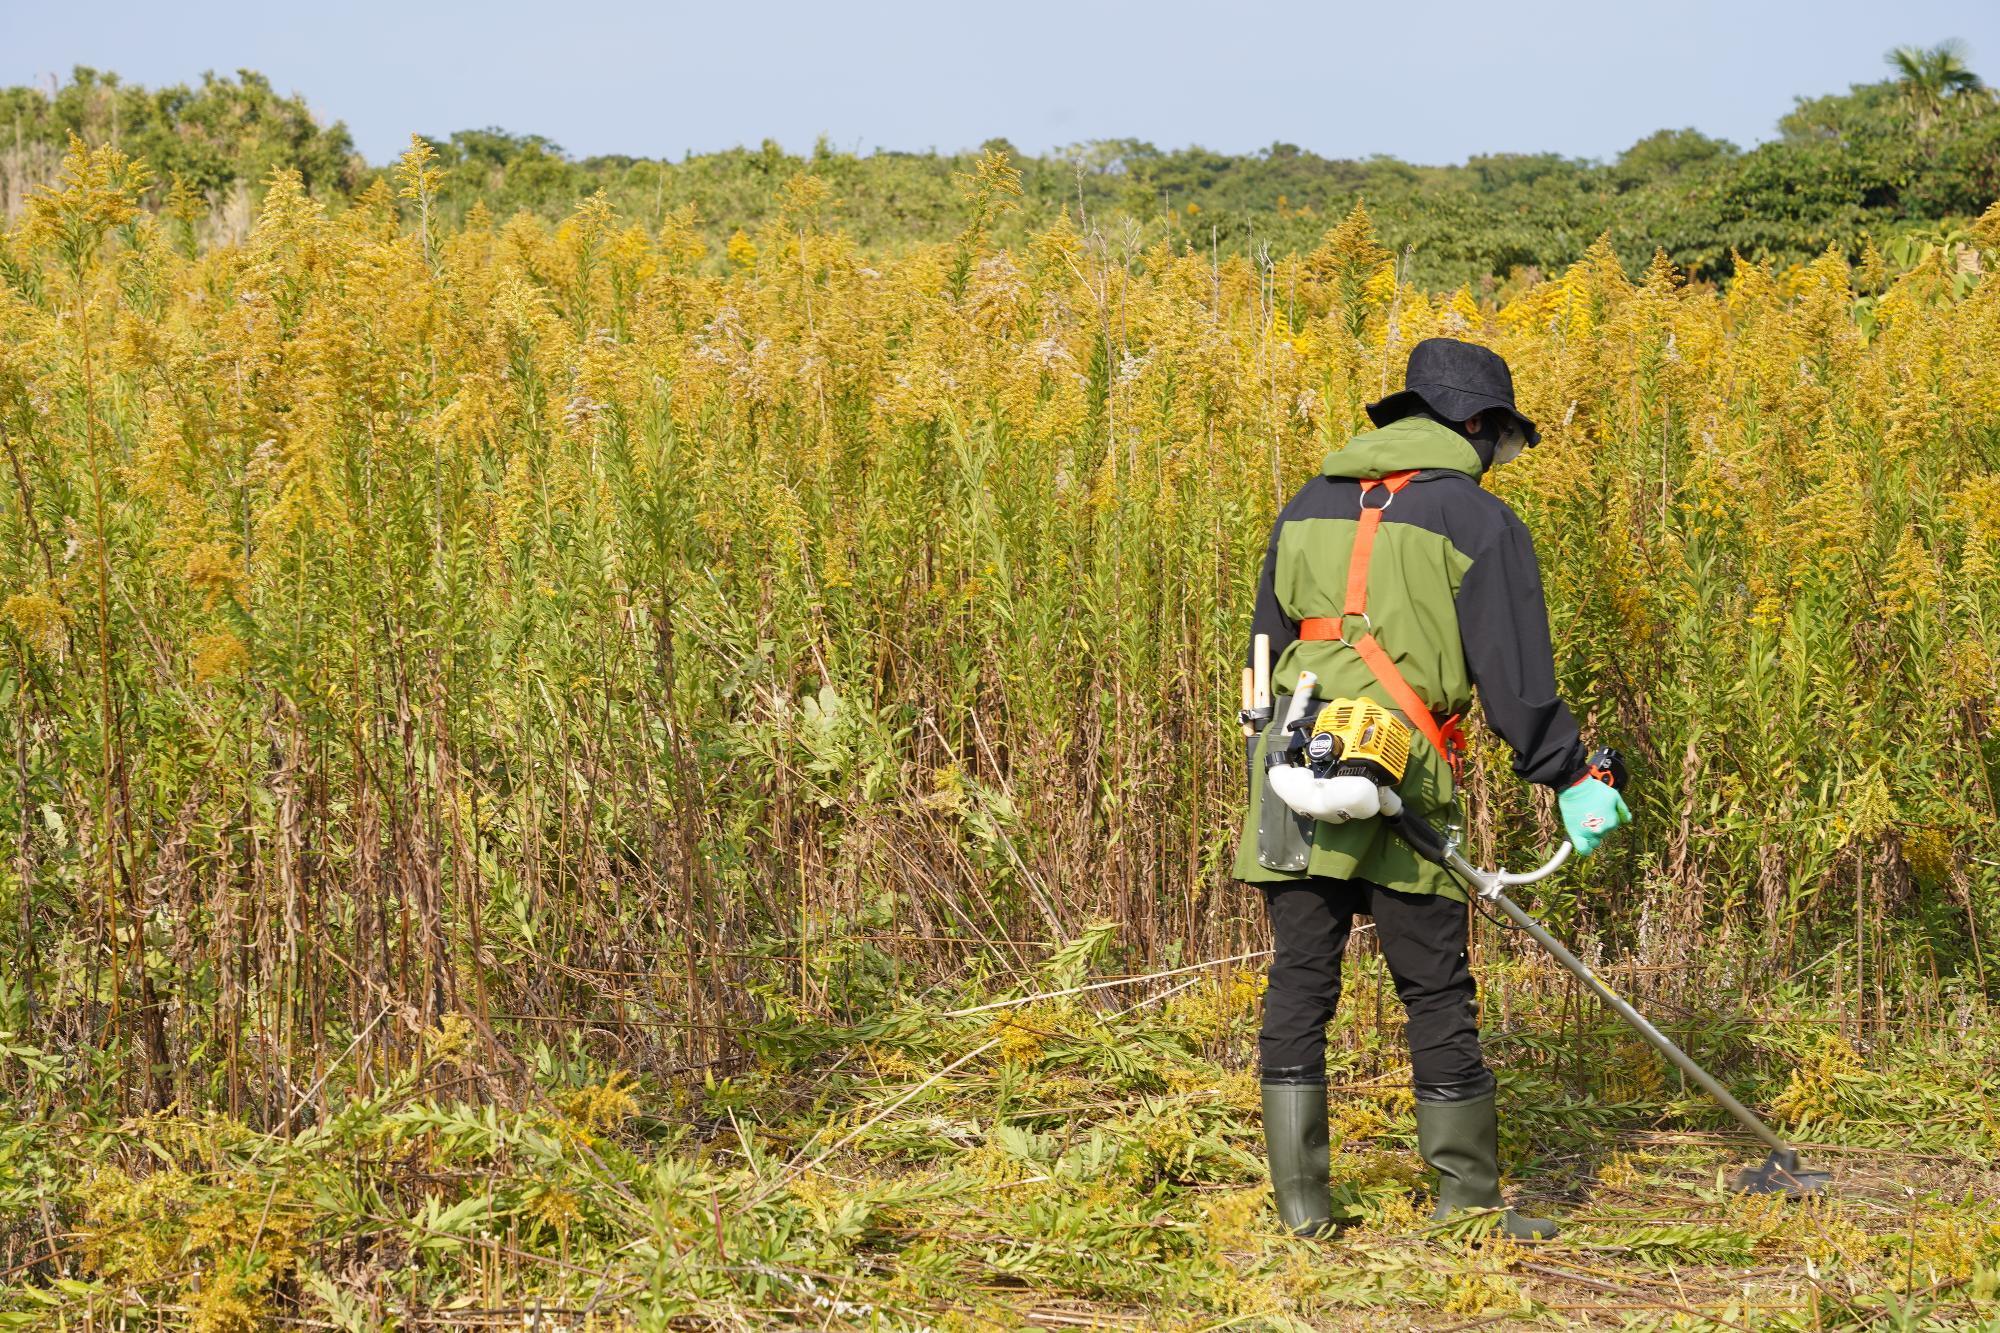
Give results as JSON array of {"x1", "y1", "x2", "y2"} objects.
[{"x1": 1266, "y1": 698, "x2": 1830, "y2": 1198}]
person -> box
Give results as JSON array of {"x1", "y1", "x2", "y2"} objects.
[{"x1": 1234, "y1": 336, "x2": 1630, "y2": 1239}]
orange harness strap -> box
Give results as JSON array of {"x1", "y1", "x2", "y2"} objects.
[{"x1": 1297, "y1": 470, "x2": 1466, "y2": 775}]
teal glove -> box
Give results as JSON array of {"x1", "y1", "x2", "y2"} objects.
[{"x1": 1558, "y1": 777, "x2": 1630, "y2": 856}]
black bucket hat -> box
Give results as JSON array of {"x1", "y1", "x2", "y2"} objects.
[{"x1": 1365, "y1": 337, "x2": 1541, "y2": 444}]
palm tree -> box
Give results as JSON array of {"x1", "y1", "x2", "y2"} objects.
[{"x1": 1885, "y1": 40, "x2": 1987, "y2": 130}]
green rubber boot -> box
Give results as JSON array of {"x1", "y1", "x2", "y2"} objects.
[
  {"x1": 1414, "y1": 1092, "x2": 1559, "y2": 1240},
  {"x1": 1260, "y1": 1073, "x2": 1332, "y2": 1236}
]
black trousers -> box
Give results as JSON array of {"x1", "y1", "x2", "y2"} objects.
[{"x1": 1259, "y1": 877, "x2": 1494, "y2": 1102}]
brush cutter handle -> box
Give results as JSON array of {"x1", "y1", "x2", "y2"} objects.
[
  {"x1": 1496, "y1": 842, "x2": 1571, "y2": 888},
  {"x1": 1383, "y1": 801, "x2": 1452, "y2": 865}
]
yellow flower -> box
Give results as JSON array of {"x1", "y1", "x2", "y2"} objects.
[
  {"x1": 1769, "y1": 1034, "x2": 1869, "y2": 1126},
  {"x1": 525, "y1": 1185, "x2": 583, "y2": 1235},
  {"x1": 182, "y1": 543, "x2": 245, "y2": 608},
  {"x1": 556, "y1": 1070, "x2": 641, "y2": 1132},
  {"x1": 1881, "y1": 526, "x2": 1940, "y2": 618},
  {"x1": 4, "y1": 592, "x2": 70, "y2": 655},
  {"x1": 191, "y1": 631, "x2": 249, "y2": 685}
]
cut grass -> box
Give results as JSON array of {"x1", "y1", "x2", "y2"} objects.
[{"x1": 4, "y1": 951, "x2": 1996, "y2": 1330}]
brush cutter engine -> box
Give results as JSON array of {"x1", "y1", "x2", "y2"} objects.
[{"x1": 1266, "y1": 697, "x2": 1414, "y2": 824}]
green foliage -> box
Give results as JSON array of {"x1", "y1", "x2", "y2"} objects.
[
  {"x1": 9, "y1": 58, "x2": 2000, "y2": 284},
  {"x1": 0, "y1": 67, "x2": 359, "y2": 200}
]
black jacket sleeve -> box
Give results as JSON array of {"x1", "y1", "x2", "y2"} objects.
[
  {"x1": 1455, "y1": 510, "x2": 1589, "y2": 788},
  {"x1": 1247, "y1": 516, "x2": 1297, "y2": 677}
]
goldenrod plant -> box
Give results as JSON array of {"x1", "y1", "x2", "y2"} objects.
[{"x1": 1, "y1": 133, "x2": 1998, "y2": 1326}]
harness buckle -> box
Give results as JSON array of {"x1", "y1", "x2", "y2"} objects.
[{"x1": 1336, "y1": 610, "x2": 1372, "y2": 648}]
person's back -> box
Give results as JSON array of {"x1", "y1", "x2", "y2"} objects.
[{"x1": 1237, "y1": 337, "x2": 1631, "y2": 1239}]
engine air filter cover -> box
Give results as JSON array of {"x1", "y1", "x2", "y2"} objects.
[{"x1": 1311, "y1": 698, "x2": 1413, "y2": 787}]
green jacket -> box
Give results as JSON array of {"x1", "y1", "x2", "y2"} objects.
[{"x1": 1234, "y1": 416, "x2": 1588, "y2": 899}]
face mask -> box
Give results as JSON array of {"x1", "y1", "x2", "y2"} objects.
[{"x1": 1492, "y1": 421, "x2": 1527, "y2": 466}]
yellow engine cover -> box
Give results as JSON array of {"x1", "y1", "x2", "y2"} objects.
[{"x1": 1311, "y1": 698, "x2": 1413, "y2": 783}]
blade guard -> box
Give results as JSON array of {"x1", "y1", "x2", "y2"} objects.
[{"x1": 1732, "y1": 1148, "x2": 1831, "y2": 1198}]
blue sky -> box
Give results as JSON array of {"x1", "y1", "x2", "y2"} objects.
[{"x1": 5, "y1": 0, "x2": 1998, "y2": 165}]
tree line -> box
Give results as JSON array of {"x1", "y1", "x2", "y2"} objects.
[{"x1": 3, "y1": 43, "x2": 1996, "y2": 285}]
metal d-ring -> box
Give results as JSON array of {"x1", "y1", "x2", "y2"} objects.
[{"x1": 1336, "y1": 610, "x2": 1373, "y2": 648}]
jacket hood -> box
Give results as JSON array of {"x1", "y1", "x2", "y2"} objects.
[{"x1": 1323, "y1": 415, "x2": 1485, "y2": 481}]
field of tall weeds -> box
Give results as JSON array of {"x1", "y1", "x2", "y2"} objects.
[{"x1": 2, "y1": 137, "x2": 1999, "y2": 1328}]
